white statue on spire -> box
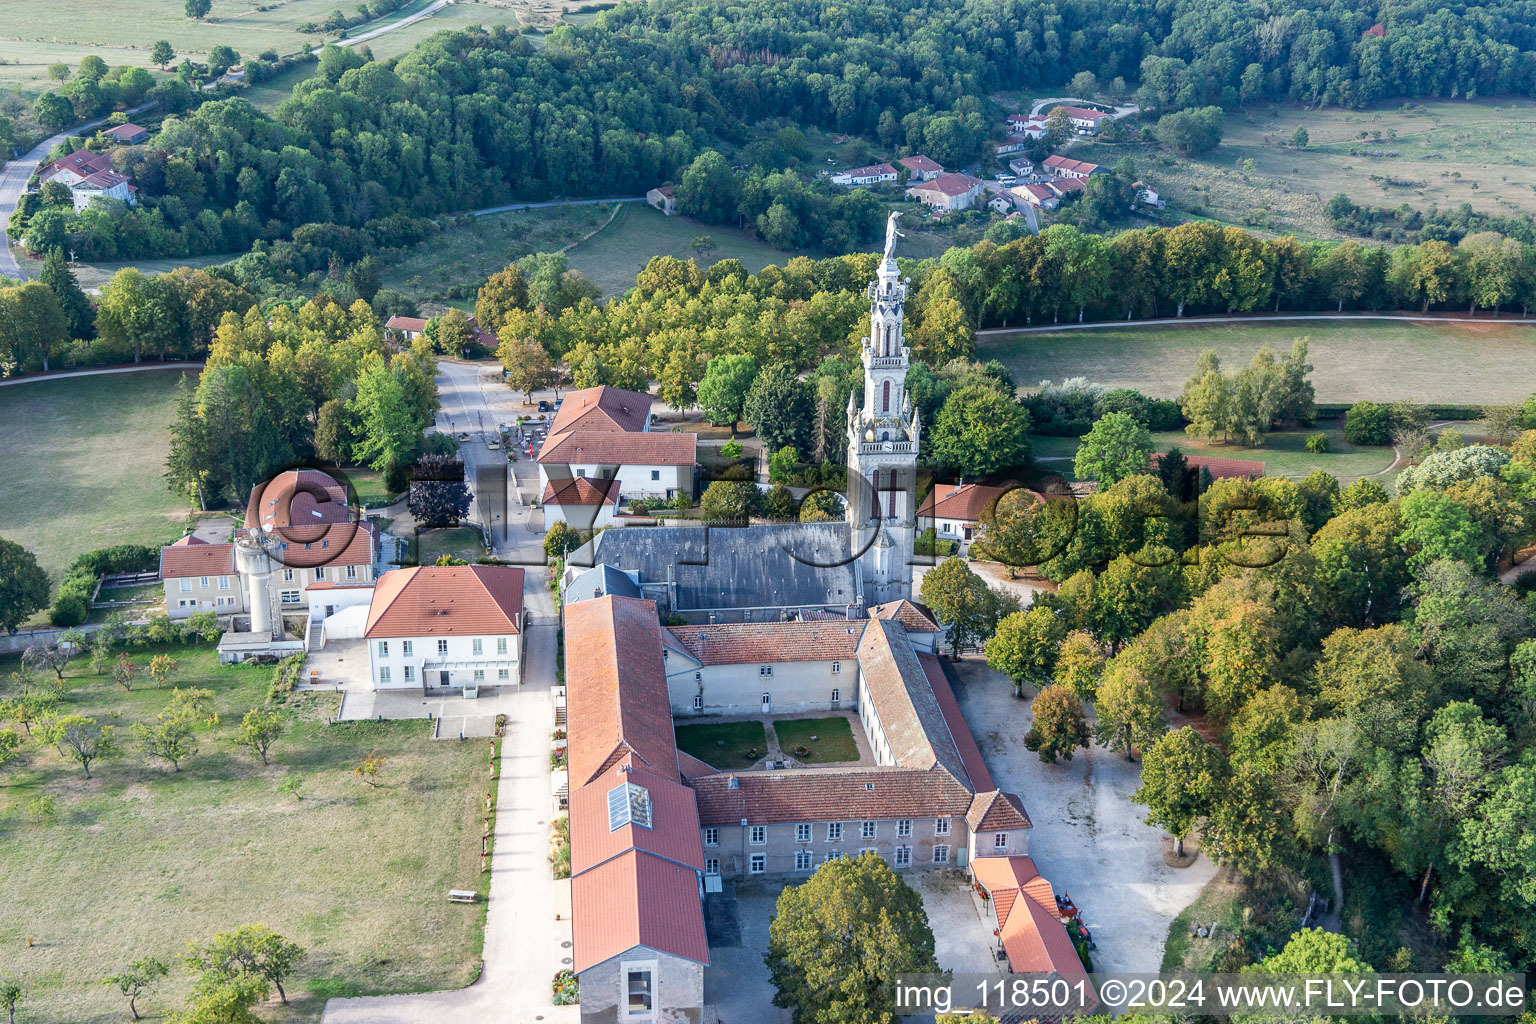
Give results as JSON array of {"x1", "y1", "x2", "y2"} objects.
[{"x1": 883, "y1": 211, "x2": 903, "y2": 263}]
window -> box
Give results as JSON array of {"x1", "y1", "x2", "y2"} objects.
[
  {"x1": 759, "y1": 665, "x2": 772, "y2": 676},
  {"x1": 346, "y1": 564, "x2": 357, "y2": 580},
  {"x1": 402, "y1": 640, "x2": 413, "y2": 656},
  {"x1": 280, "y1": 590, "x2": 300, "y2": 604},
  {"x1": 607, "y1": 781, "x2": 653, "y2": 831},
  {"x1": 933, "y1": 845, "x2": 950, "y2": 864},
  {"x1": 894, "y1": 846, "x2": 911, "y2": 867},
  {"x1": 860, "y1": 848, "x2": 877, "y2": 858},
  {"x1": 313, "y1": 566, "x2": 325, "y2": 581},
  {"x1": 623, "y1": 963, "x2": 654, "y2": 1017},
  {"x1": 993, "y1": 832, "x2": 1008, "y2": 849},
  {"x1": 218, "y1": 576, "x2": 229, "y2": 590},
  {"x1": 795, "y1": 850, "x2": 813, "y2": 871},
  {"x1": 651, "y1": 470, "x2": 660, "y2": 480},
  {"x1": 831, "y1": 661, "x2": 841, "y2": 674},
  {"x1": 827, "y1": 823, "x2": 842, "y2": 841},
  {"x1": 179, "y1": 579, "x2": 191, "y2": 592},
  {"x1": 897, "y1": 819, "x2": 912, "y2": 837},
  {"x1": 705, "y1": 858, "x2": 719, "y2": 875},
  {"x1": 199, "y1": 576, "x2": 209, "y2": 588},
  {"x1": 692, "y1": 695, "x2": 703, "y2": 711},
  {"x1": 577, "y1": 468, "x2": 587, "y2": 477},
  {"x1": 935, "y1": 818, "x2": 950, "y2": 836},
  {"x1": 473, "y1": 669, "x2": 485, "y2": 682},
  {"x1": 377, "y1": 640, "x2": 389, "y2": 657},
  {"x1": 283, "y1": 568, "x2": 295, "y2": 582},
  {"x1": 379, "y1": 667, "x2": 391, "y2": 684},
  {"x1": 861, "y1": 821, "x2": 876, "y2": 839},
  {"x1": 941, "y1": 522, "x2": 953, "y2": 534},
  {"x1": 496, "y1": 637, "x2": 508, "y2": 655},
  {"x1": 498, "y1": 668, "x2": 509, "y2": 681},
  {"x1": 750, "y1": 826, "x2": 766, "y2": 845},
  {"x1": 830, "y1": 688, "x2": 841, "y2": 703},
  {"x1": 704, "y1": 828, "x2": 718, "y2": 847},
  {"x1": 472, "y1": 638, "x2": 483, "y2": 655},
  {"x1": 404, "y1": 665, "x2": 415, "y2": 682},
  {"x1": 437, "y1": 639, "x2": 448, "y2": 655},
  {"x1": 321, "y1": 539, "x2": 329, "y2": 549},
  {"x1": 823, "y1": 851, "x2": 844, "y2": 864},
  {"x1": 795, "y1": 823, "x2": 811, "y2": 843},
  {"x1": 749, "y1": 853, "x2": 766, "y2": 874}
]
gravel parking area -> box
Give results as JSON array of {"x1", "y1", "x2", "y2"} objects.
[{"x1": 948, "y1": 655, "x2": 1218, "y2": 972}]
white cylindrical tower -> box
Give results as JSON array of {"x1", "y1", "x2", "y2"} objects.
[{"x1": 236, "y1": 533, "x2": 278, "y2": 637}]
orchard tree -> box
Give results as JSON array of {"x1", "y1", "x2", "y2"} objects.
[
  {"x1": 185, "y1": 924, "x2": 305, "y2": 1004},
  {"x1": 237, "y1": 708, "x2": 284, "y2": 765},
  {"x1": 765, "y1": 852, "x2": 939, "y2": 1024},
  {"x1": 1135, "y1": 726, "x2": 1226, "y2": 856},
  {"x1": 43, "y1": 714, "x2": 119, "y2": 779},
  {"x1": 0, "y1": 979, "x2": 20, "y2": 1024},
  {"x1": 21, "y1": 642, "x2": 69, "y2": 682},
  {"x1": 0, "y1": 729, "x2": 20, "y2": 774},
  {"x1": 984, "y1": 607, "x2": 1067, "y2": 696},
  {"x1": 1024, "y1": 684, "x2": 1091, "y2": 763},
  {"x1": 1073, "y1": 411, "x2": 1151, "y2": 487},
  {"x1": 104, "y1": 957, "x2": 170, "y2": 1020},
  {"x1": 0, "y1": 539, "x2": 50, "y2": 635},
  {"x1": 133, "y1": 712, "x2": 198, "y2": 772}
]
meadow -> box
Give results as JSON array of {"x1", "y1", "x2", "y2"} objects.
[
  {"x1": 1066, "y1": 98, "x2": 1536, "y2": 239},
  {"x1": 979, "y1": 318, "x2": 1536, "y2": 405},
  {"x1": 0, "y1": 645, "x2": 490, "y2": 1024},
  {"x1": 0, "y1": 371, "x2": 189, "y2": 591}
]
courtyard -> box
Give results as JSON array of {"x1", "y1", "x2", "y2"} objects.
[{"x1": 674, "y1": 711, "x2": 871, "y2": 770}]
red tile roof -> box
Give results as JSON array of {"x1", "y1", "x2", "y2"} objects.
[
  {"x1": 1053, "y1": 105, "x2": 1110, "y2": 123},
  {"x1": 910, "y1": 172, "x2": 983, "y2": 197},
  {"x1": 363, "y1": 565, "x2": 524, "y2": 638},
  {"x1": 869, "y1": 599, "x2": 940, "y2": 633},
  {"x1": 1016, "y1": 183, "x2": 1058, "y2": 203},
  {"x1": 159, "y1": 535, "x2": 236, "y2": 578},
  {"x1": 542, "y1": 476, "x2": 621, "y2": 506},
  {"x1": 917, "y1": 482, "x2": 1026, "y2": 523},
  {"x1": 1050, "y1": 177, "x2": 1086, "y2": 194},
  {"x1": 839, "y1": 162, "x2": 896, "y2": 178},
  {"x1": 663, "y1": 621, "x2": 866, "y2": 665},
  {"x1": 80, "y1": 169, "x2": 130, "y2": 189},
  {"x1": 242, "y1": 469, "x2": 375, "y2": 567},
  {"x1": 689, "y1": 765, "x2": 976, "y2": 826},
  {"x1": 564, "y1": 595, "x2": 681, "y2": 787},
  {"x1": 550, "y1": 385, "x2": 653, "y2": 436},
  {"x1": 1043, "y1": 154, "x2": 1101, "y2": 177},
  {"x1": 385, "y1": 315, "x2": 427, "y2": 333},
  {"x1": 972, "y1": 856, "x2": 1091, "y2": 989},
  {"x1": 571, "y1": 848, "x2": 709, "y2": 973},
  {"x1": 538, "y1": 430, "x2": 696, "y2": 467},
  {"x1": 1152, "y1": 452, "x2": 1265, "y2": 479},
  {"x1": 967, "y1": 789, "x2": 1032, "y2": 831},
  {"x1": 569, "y1": 761, "x2": 706, "y2": 875},
  {"x1": 918, "y1": 653, "x2": 994, "y2": 793},
  {"x1": 898, "y1": 155, "x2": 942, "y2": 173},
  {"x1": 102, "y1": 123, "x2": 147, "y2": 140},
  {"x1": 40, "y1": 150, "x2": 113, "y2": 181}
]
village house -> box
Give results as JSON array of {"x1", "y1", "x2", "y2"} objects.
[
  {"x1": 993, "y1": 132, "x2": 1032, "y2": 157},
  {"x1": 1008, "y1": 157, "x2": 1035, "y2": 179},
  {"x1": 1011, "y1": 183, "x2": 1060, "y2": 210},
  {"x1": 897, "y1": 154, "x2": 943, "y2": 181},
  {"x1": 831, "y1": 162, "x2": 898, "y2": 187},
  {"x1": 1005, "y1": 114, "x2": 1048, "y2": 137},
  {"x1": 916, "y1": 481, "x2": 1026, "y2": 550},
  {"x1": 1042, "y1": 154, "x2": 1104, "y2": 180},
  {"x1": 102, "y1": 123, "x2": 150, "y2": 145},
  {"x1": 363, "y1": 564, "x2": 525, "y2": 694},
  {"x1": 988, "y1": 193, "x2": 1016, "y2": 215},
  {"x1": 384, "y1": 315, "x2": 428, "y2": 341},
  {"x1": 160, "y1": 536, "x2": 246, "y2": 617},
  {"x1": 37, "y1": 149, "x2": 137, "y2": 211},
  {"x1": 1052, "y1": 104, "x2": 1112, "y2": 134},
  {"x1": 905, "y1": 172, "x2": 985, "y2": 212},
  {"x1": 645, "y1": 184, "x2": 677, "y2": 216},
  {"x1": 1135, "y1": 180, "x2": 1165, "y2": 207},
  {"x1": 1049, "y1": 177, "x2": 1086, "y2": 198},
  {"x1": 536, "y1": 384, "x2": 696, "y2": 506}
]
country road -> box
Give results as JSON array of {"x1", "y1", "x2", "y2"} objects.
[
  {"x1": 318, "y1": 0, "x2": 450, "y2": 51},
  {"x1": 468, "y1": 195, "x2": 646, "y2": 218},
  {"x1": 975, "y1": 311, "x2": 1536, "y2": 336}
]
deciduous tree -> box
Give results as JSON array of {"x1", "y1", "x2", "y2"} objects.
[
  {"x1": 184, "y1": 924, "x2": 305, "y2": 1004},
  {"x1": 1024, "y1": 683, "x2": 1091, "y2": 763},
  {"x1": 1135, "y1": 726, "x2": 1226, "y2": 856},
  {"x1": 1093, "y1": 659, "x2": 1166, "y2": 760},
  {"x1": 0, "y1": 540, "x2": 49, "y2": 635},
  {"x1": 104, "y1": 956, "x2": 170, "y2": 1021}
]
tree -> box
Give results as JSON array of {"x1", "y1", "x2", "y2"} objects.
[
  {"x1": 1135, "y1": 726, "x2": 1226, "y2": 856},
  {"x1": 169, "y1": 686, "x2": 217, "y2": 725},
  {"x1": 147, "y1": 654, "x2": 180, "y2": 689},
  {"x1": 312, "y1": 398, "x2": 354, "y2": 465},
  {"x1": 743, "y1": 365, "x2": 812, "y2": 452},
  {"x1": 0, "y1": 281, "x2": 68, "y2": 372},
  {"x1": 185, "y1": 924, "x2": 305, "y2": 1004},
  {"x1": 232, "y1": 707, "x2": 284, "y2": 767},
  {"x1": 0, "y1": 979, "x2": 19, "y2": 1024},
  {"x1": 349, "y1": 355, "x2": 427, "y2": 471},
  {"x1": 928, "y1": 384, "x2": 1030, "y2": 476},
  {"x1": 165, "y1": 973, "x2": 266, "y2": 1024},
  {"x1": 408, "y1": 456, "x2": 471, "y2": 527},
  {"x1": 1154, "y1": 106, "x2": 1225, "y2": 156},
  {"x1": 21, "y1": 642, "x2": 69, "y2": 682},
  {"x1": 696, "y1": 353, "x2": 758, "y2": 426},
  {"x1": 1250, "y1": 928, "x2": 1369, "y2": 974},
  {"x1": 151, "y1": 41, "x2": 176, "y2": 68},
  {"x1": 114, "y1": 652, "x2": 138, "y2": 691},
  {"x1": 1343, "y1": 400, "x2": 1390, "y2": 445},
  {"x1": 1093, "y1": 660, "x2": 1166, "y2": 760},
  {"x1": 1024, "y1": 684, "x2": 1091, "y2": 763},
  {"x1": 40, "y1": 248, "x2": 95, "y2": 341},
  {"x1": 1043, "y1": 107, "x2": 1072, "y2": 147},
  {"x1": 207, "y1": 44, "x2": 239, "y2": 78},
  {"x1": 105, "y1": 957, "x2": 170, "y2": 1020},
  {"x1": 185, "y1": 0, "x2": 212, "y2": 18},
  {"x1": 1052, "y1": 630, "x2": 1105, "y2": 701},
  {"x1": 134, "y1": 711, "x2": 198, "y2": 772},
  {"x1": 32, "y1": 92, "x2": 73, "y2": 130},
  {"x1": 543, "y1": 521, "x2": 580, "y2": 560},
  {"x1": 1068, "y1": 71, "x2": 1099, "y2": 97},
  {"x1": 1291, "y1": 126, "x2": 1309, "y2": 148},
  {"x1": 1073, "y1": 412, "x2": 1152, "y2": 486},
  {"x1": 42, "y1": 714, "x2": 118, "y2": 778},
  {"x1": 0, "y1": 539, "x2": 50, "y2": 635},
  {"x1": 985, "y1": 607, "x2": 1067, "y2": 696},
  {"x1": 764, "y1": 852, "x2": 938, "y2": 1024},
  {"x1": 919, "y1": 557, "x2": 994, "y2": 656},
  {"x1": 0, "y1": 729, "x2": 20, "y2": 774},
  {"x1": 700, "y1": 480, "x2": 758, "y2": 522}
]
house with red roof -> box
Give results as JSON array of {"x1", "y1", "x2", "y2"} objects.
[
  {"x1": 897, "y1": 154, "x2": 943, "y2": 181},
  {"x1": 918, "y1": 481, "x2": 1039, "y2": 549},
  {"x1": 905, "y1": 172, "x2": 986, "y2": 212},
  {"x1": 1052, "y1": 104, "x2": 1112, "y2": 134},
  {"x1": 1012, "y1": 182, "x2": 1060, "y2": 210},
  {"x1": 1042, "y1": 153, "x2": 1104, "y2": 180},
  {"x1": 364, "y1": 565, "x2": 525, "y2": 693},
  {"x1": 102, "y1": 123, "x2": 150, "y2": 145},
  {"x1": 831, "y1": 161, "x2": 898, "y2": 187},
  {"x1": 37, "y1": 148, "x2": 137, "y2": 211},
  {"x1": 160, "y1": 535, "x2": 244, "y2": 618},
  {"x1": 537, "y1": 385, "x2": 696, "y2": 509}
]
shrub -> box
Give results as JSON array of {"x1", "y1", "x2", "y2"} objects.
[
  {"x1": 382, "y1": 459, "x2": 412, "y2": 493},
  {"x1": 1305, "y1": 432, "x2": 1329, "y2": 454},
  {"x1": 50, "y1": 593, "x2": 89, "y2": 627},
  {"x1": 720, "y1": 439, "x2": 743, "y2": 458},
  {"x1": 915, "y1": 527, "x2": 957, "y2": 557},
  {"x1": 1513, "y1": 570, "x2": 1536, "y2": 595},
  {"x1": 552, "y1": 970, "x2": 579, "y2": 1005},
  {"x1": 1344, "y1": 401, "x2": 1390, "y2": 445}
]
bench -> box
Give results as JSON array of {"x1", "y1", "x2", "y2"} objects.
[{"x1": 448, "y1": 889, "x2": 479, "y2": 904}]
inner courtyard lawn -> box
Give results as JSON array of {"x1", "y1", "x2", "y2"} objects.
[
  {"x1": 772, "y1": 716, "x2": 860, "y2": 763},
  {"x1": 0, "y1": 645, "x2": 490, "y2": 1024},
  {"x1": 672, "y1": 720, "x2": 770, "y2": 769}
]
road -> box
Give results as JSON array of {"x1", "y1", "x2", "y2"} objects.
[
  {"x1": 975, "y1": 311, "x2": 1536, "y2": 336},
  {"x1": 1029, "y1": 95, "x2": 1140, "y2": 119},
  {"x1": 468, "y1": 195, "x2": 646, "y2": 218},
  {"x1": 0, "y1": 360, "x2": 203, "y2": 388},
  {"x1": 317, "y1": 0, "x2": 451, "y2": 51}
]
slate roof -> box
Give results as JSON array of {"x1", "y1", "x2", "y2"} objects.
[
  {"x1": 564, "y1": 564, "x2": 642, "y2": 605},
  {"x1": 571, "y1": 523, "x2": 860, "y2": 613},
  {"x1": 363, "y1": 566, "x2": 524, "y2": 638},
  {"x1": 664, "y1": 621, "x2": 866, "y2": 665},
  {"x1": 159, "y1": 535, "x2": 236, "y2": 578}
]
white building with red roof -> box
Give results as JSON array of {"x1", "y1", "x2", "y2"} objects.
[
  {"x1": 160, "y1": 535, "x2": 244, "y2": 618},
  {"x1": 537, "y1": 385, "x2": 696, "y2": 509},
  {"x1": 905, "y1": 172, "x2": 985, "y2": 212},
  {"x1": 364, "y1": 565, "x2": 525, "y2": 693},
  {"x1": 1042, "y1": 153, "x2": 1104, "y2": 180},
  {"x1": 37, "y1": 149, "x2": 138, "y2": 210},
  {"x1": 1052, "y1": 104, "x2": 1112, "y2": 133},
  {"x1": 897, "y1": 154, "x2": 943, "y2": 181},
  {"x1": 831, "y1": 161, "x2": 898, "y2": 187}
]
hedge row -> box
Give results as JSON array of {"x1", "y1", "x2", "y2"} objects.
[{"x1": 50, "y1": 544, "x2": 161, "y2": 626}]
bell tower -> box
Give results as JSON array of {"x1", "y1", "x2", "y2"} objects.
[{"x1": 847, "y1": 213, "x2": 920, "y2": 606}]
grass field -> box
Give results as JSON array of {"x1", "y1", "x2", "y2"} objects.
[
  {"x1": 0, "y1": 645, "x2": 489, "y2": 1024},
  {"x1": 356, "y1": 0, "x2": 521, "y2": 60},
  {"x1": 980, "y1": 319, "x2": 1536, "y2": 405},
  {"x1": 416, "y1": 526, "x2": 486, "y2": 564},
  {"x1": 0, "y1": 371, "x2": 188, "y2": 592},
  {"x1": 13, "y1": 252, "x2": 238, "y2": 293},
  {"x1": 772, "y1": 716, "x2": 859, "y2": 763},
  {"x1": 1030, "y1": 425, "x2": 1397, "y2": 484},
  {"x1": 1066, "y1": 98, "x2": 1536, "y2": 239},
  {"x1": 673, "y1": 720, "x2": 769, "y2": 769},
  {"x1": 567, "y1": 203, "x2": 805, "y2": 298},
  {"x1": 242, "y1": 60, "x2": 321, "y2": 110}
]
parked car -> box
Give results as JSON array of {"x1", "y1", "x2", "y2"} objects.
[
  {"x1": 458, "y1": 432, "x2": 470, "y2": 441},
  {"x1": 537, "y1": 400, "x2": 551, "y2": 412},
  {"x1": 487, "y1": 438, "x2": 501, "y2": 450}
]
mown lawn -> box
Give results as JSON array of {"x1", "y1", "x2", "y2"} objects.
[
  {"x1": 1030, "y1": 426, "x2": 1398, "y2": 484},
  {"x1": 0, "y1": 371, "x2": 189, "y2": 594},
  {"x1": 981, "y1": 319, "x2": 1536, "y2": 405},
  {"x1": 772, "y1": 717, "x2": 860, "y2": 763},
  {"x1": 673, "y1": 720, "x2": 770, "y2": 769},
  {"x1": 416, "y1": 526, "x2": 487, "y2": 565},
  {"x1": 0, "y1": 645, "x2": 490, "y2": 1024}
]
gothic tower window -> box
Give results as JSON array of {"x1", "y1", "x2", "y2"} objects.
[{"x1": 882, "y1": 380, "x2": 890, "y2": 413}]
